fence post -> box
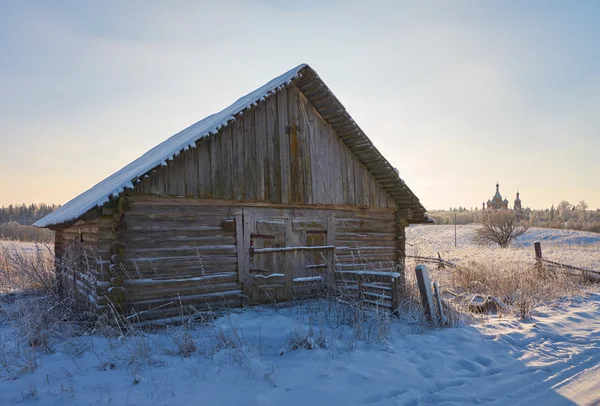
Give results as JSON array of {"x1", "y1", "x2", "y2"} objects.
[
  {"x1": 391, "y1": 275, "x2": 400, "y2": 317},
  {"x1": 357, "y1": 273, "x2": 365, "y2": 302},
  {"x1": 534, "y1": 241, "x2": 543, "y2": 267},
  {"x1": 433, "y1": 281, "x2": 447, "y2": 326},
  {"x1": 415, "y1": 265, "x2": 438, "y2": 325}
]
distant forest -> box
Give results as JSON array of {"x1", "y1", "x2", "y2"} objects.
[
  {"x1": 0, "y1": 203, "x2": 60, "y2": 225},
  {"x1": 0, "y1": 203, "x2": 59, "y2": 242}
]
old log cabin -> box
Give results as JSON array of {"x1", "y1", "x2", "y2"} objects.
[{"x1": 34, "y1": 64, "x2": 428, "y2": 321}]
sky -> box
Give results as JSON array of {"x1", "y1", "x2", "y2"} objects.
[{"x1": 1, "y1": 1, "x2": 599, "y2": 211}]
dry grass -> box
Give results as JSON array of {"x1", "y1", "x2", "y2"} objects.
[
  {"x1": 406, "y1": 225, "x2": 597, "y2": 320},
  {"x1": 0, "y1": 239, "x2": 102, "y2": 378},
  {"x1": 0, "y1": 239, "x2": 55, "y2": 294}
]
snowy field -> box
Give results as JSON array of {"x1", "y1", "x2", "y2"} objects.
[
  {"x1": 1, "y1": 227, "x2": 599, "y2": 405},
  {"x1": 0, "y1": 240, "x2": 46, "y2": 255},
  {"x1": 406, "y1": 225, "x2": 600, "y2": 271}
]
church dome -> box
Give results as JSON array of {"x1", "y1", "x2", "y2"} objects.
[{"x1": 493, "y1": 183, "x2": 502, "y2": 200}]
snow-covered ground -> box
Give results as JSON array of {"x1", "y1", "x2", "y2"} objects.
[
  {"x1": 1, "y1": 227, "x2": 599, "y2": 405},
  {"x1": 1, "y1": 295, "x2": 599, "y2": 405}
]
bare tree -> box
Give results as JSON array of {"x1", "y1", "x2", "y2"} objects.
[
  {"x1": 474, "y1": 210, "x2": 529, "y2": 248},
  {"x1": 557, "y1": 200, "x2": 571, "y2": 216}
]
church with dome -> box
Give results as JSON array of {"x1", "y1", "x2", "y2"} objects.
[{"x1": 482, "y1": 183, "x2": 522, "y2": 211}]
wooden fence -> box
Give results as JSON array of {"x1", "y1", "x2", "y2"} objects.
[
  {"x1": 334, "y1": 269, "x2": 401, "y2": 316},
  {"x1": 534, "y1": 241, "x2": 600, "y2": 281},
  {"x1": 406, "y1": 254, "x2": 456, "y2": 269}
]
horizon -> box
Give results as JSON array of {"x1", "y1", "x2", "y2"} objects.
[{"x1": 1, "y1": 1, "x2": 599, "y2": 211}]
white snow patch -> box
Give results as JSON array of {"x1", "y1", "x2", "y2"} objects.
[
  {"x1": 292, "y1": 276, "x2": 324, "y2": 283},
  {"x1": 253, "y1": 273, "x2": 285, "y2": 279}
]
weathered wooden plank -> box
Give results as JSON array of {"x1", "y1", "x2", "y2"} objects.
[
  {"x1": 127, "y1": 195, "x2": 398, "y2": 214},
  {"x1": 123, "y1": 216, "x2": 231, "y2": 228},
  {"x1": 196, "y1": 138, "x2": 207, "y2": 197},
  {"x1": 324, "y1": 116, "x2": 333, "y2": 203},
  {"x1": 124, "y1": 204, "x2": 241, "y2": 216},
  {"x1": 243, "y1": 107, "x2": 256, "y2": 200},
  {"x1": 362, "y1": 163, "x2": 371, "y2": 206},
  {"x1": 284, "y1": 217, "x2": 293, "y2": 299},
  {"x1": 334, "y1": 134, "x2": 344, "y2": 204},
  {"x1": 123, "y1": 258, "x2": 238, "y2": 276},
  {"x1": 276, "y1": 87, "x2": 290, "y2": 204},
  {"x1": 335, "y1": 210, "x2": 397, "y2": 221},
  {"x1": 336, "y1": 233, "x2": 396, "y2": 242},
  {"x1": 125, "y1": 276, "x2": 239, "y2": 301},
  {"x1": 124, "y1": 245, "x2": 237, "y2": 260},
  {"x1": 126, "y1": 289, "x2": 242, "y2": 315},
  {"x1": 288, "y1": 87, "x2": 301, "y2": 203},
  {"x1": 124, "y1": 235, "x2": 236, "y2": 250},
  {"x1": 299, "y1": 92, "x2": 313, "y2": 204},
  {"x1": 235, "y1": 214, "x2": 244, "y2": 284},
  {"x1": 233, "y1": 115, "x2": 245, "y2": 200},
  {"x1": 219, "y1": 124, "x2": 230, "y2": 199},
  {"x1": 255, "y1": 103, "x2": 266, "y2": 201},
  {"x1": 265, "y1": 95, "x2": 278, "y2": 202},
  {"x1": 242, "y1": 211, "x2": 254, "y2": 303}
]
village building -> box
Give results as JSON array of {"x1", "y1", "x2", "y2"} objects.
[
  {"x1": 514, "y1": 191, "x2": 522, "y2": 211},
  {"x1": 34, "y1": 64, "x2": 428, "y2": 321},
  {"x1": 483, "y1": 183, "x2": 509, "y2": 210},
  {"x1": 481, "y1": 183, "x2": 526, "y2": 219}
]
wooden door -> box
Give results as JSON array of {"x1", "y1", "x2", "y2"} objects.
[{"x1": 243, "y1": 210, "x2": 335, "y2": 303}]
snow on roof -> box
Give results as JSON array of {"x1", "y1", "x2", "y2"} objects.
[{"x1": 34, "y1": 64, "x2": 308, "y2": 228}]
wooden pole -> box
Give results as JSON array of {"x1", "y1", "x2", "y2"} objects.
[
  {"x1": 534, "y1": 241, "x2": 543, "y2": 267},
  {"x1": 454, "y1": 212, "x2": 457, "y2": 248},
  {"x1": 391, "y1": 275, "x2": 400, "y2": 317},
  {"x1": 357, "y1": 274, "x2": 365, "y2": 302},
  {"x1": 415, "y1": 265, "x2": 438, "y2": 325},
  {"x1": 433, "y1": 281, "x2": 447, "y2": 326}
]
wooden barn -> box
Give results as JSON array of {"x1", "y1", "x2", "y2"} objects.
[{"x1": 34, "y1": 64, "x2": 428, "y2": 321}]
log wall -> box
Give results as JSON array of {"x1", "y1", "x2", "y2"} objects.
[
  {"x1": 119, "y1": 196, "x2": 243, "y2": 320},
  {"x1": 334, "y1": 209, "x2": 397, "y2": 272},
  {"x1": 54, "y1": 219, "x2": 99, "y2": 303},
  {"x1": 115, "y1": 195, "x2": 398, "y2": 320},
  {"x1": 134, "y1": 85, "x2": 397, "y2": 209}
]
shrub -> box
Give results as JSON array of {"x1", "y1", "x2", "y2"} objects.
[
  {"x1": 474, "y1": 210, "x2": 529, "y2": 248},
  {"x1": 0, "y1": 222, "x2": 54, "y2": 243}
]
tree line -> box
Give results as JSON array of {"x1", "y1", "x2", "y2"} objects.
[
  {"x1": 428, "y1": 200, "x2": 600, "y2": 233},
  {"x1": 0, "y1": 203, "x2": 60, "y2": 224}
]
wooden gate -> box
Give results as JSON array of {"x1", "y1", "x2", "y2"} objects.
[{"x1": 240, "y1": 209, "x2": 335, "y2": 303}]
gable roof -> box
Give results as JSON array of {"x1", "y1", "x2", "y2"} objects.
[{"x1": 35, "y1": 64, "x2": 427, "y2": 228}]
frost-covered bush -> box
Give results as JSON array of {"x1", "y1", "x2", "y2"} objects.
[{"x1": 474, "y1": 210, "x2": 529, "y2": 248}]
